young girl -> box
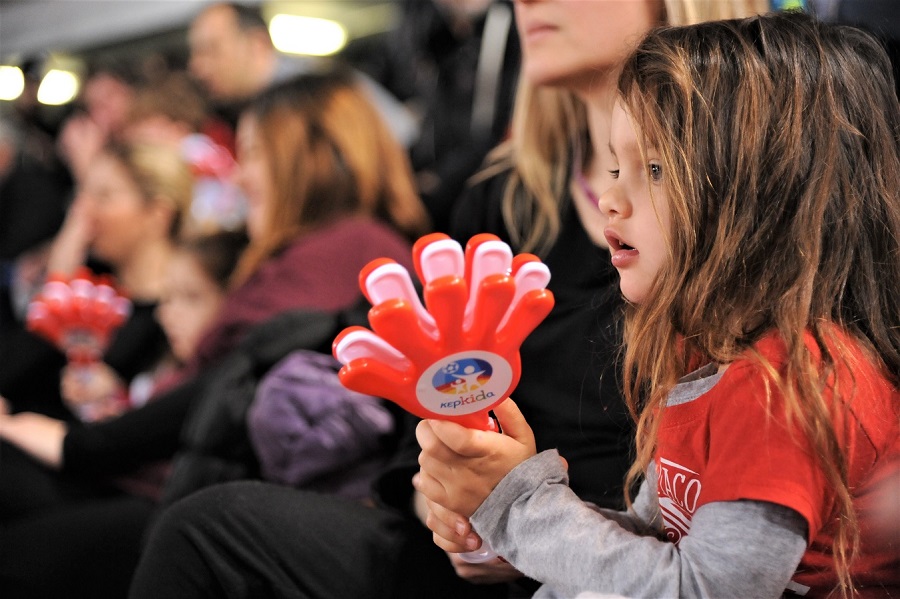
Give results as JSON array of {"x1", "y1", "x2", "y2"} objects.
[
  {"x1": 110, "y1": 230, "x2": 248, "y2": 500},
  {"x1": 415, "y1": 12, "x2": 900, "y2": 599},
  {"x1": 109, "y1": 230, "x2": 249, "y2": 414},
  {"x1": 155, "y1": 230, "x2": 248, "y2": 372},
  {"x1": 58, "y1": 231, "x2": 245, "y2": 419}
]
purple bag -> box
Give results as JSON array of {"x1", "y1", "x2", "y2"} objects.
[{"x1": 247, "y1": 349, "x2": 394, "y2": 501}]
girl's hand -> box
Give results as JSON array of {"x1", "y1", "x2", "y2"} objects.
[
  {"x1": 414, "y1": 486, "x2": 524, "y2": 583},
  {"x1": 414, "y1": 398, "x2": 537, "y2": 519}
]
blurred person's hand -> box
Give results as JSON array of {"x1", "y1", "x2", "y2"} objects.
[
  {"x1": 61, "y1": 362, "x2": 125, "y2": 421},
  {"x1": 45, "y1": 191, "x2": 93, "y2": 275},
  {"x1": 57, "y1": 113, "x2": 106, "y2": 182}
]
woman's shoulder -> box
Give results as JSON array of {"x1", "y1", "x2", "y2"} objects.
[
  {"x1": 305, "y1": 216, "x2": 410, "y2": 243},
  {"x1": 280, "y1": 216, "x2": 414, "y2": 271}
]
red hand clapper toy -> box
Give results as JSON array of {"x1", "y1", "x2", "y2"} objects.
[
  {"x1": 26, "y1": 268, "x2": 132, "y2": 419},
  {"x1": 333, "y1": 233, "x2": 554, "y2": 561}
]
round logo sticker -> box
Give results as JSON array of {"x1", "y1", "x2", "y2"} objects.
[{"x1": 415, "y1": 350, "x2": 514, "y2": 416}]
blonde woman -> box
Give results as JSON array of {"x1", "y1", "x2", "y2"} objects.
[{"x1": 1, "y1": 140, "x2": 191, "y2": 421}]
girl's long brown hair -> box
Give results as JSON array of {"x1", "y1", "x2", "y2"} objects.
[
  {"x1": 617, "y1": 12, "x2": 900, "y2": 596},
  {"x1": 231, "y1": 69, "x2": 429, "y2": 285}
]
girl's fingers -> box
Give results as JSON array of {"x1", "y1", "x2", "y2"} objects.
[
  {"x1": 431, "y1": 531, "x2": 472, "y2": 555},
  {"x1": 413, "y1": 473, "x2": 477, "y2": 552},
  {"x1": 416, "y1": 419, "x2": 470, "y2": 462},
  {"x1": 422, "y1": 496, "x2": 472, "y2": 548},
  {"x1": 425, "y1": 418, "x2": 487, "y2": 458},
  {"x1": 491, "y1": 399, "x2": 535, "y2": 449},
  {"x1": 411, "y1": 468, "x2": 449, "y2": 509},
  {"x1": 424, "y1": 497, "x2": 483, "y2": 554}
]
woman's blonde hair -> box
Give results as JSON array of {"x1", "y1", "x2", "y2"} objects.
[
  {"x1": 231, "y1": 69, "x2": 430, "y2": 285},
  {"x1": 617, "y1": 12, "x2": 900, "y2": 596},
  {"x1": 481, "y1": 0, "x2": 769, "y2": 256},
  {"x1": 103, "y1": 140, "x2": 193, "y2": 239}
]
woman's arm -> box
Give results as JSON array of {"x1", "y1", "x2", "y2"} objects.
[
  {"x1": 61, "y1": 371, "x2": 204, "y2": 476},
  {"x1": 0, "y1": 412, "x2": 67, "y2": 468}
]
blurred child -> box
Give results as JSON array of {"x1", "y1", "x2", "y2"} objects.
[
  {"x1": 156, "y1": 230, "x2": 249, "y2": 366},
  {"x1": 62, "y1": 230, "x2": 248, "y2": 420},
  {"x1": 113, "y1": 229, "x2": 248, "y2": 501}
]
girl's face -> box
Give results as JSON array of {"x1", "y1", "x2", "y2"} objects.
[
  {"x1": 598, "y1": 102, "x2": 670, "y2": 304},
  {"x1": 514, "y1": 0, "x2": 660, "y2": 90},
  {"x1": 156, "y1": 252, "x2": 226, "y2": 363},
  {"x1": 235, "y1": 114, "x2": 272, "y2": 242},
  {"x1": 78, "y1": 153, "x2": 155, "y2": 268}
]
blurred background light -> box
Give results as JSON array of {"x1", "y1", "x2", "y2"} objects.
[
  {"x1": 269, "y1": 14, "x2": 347, "y2": 56},
  {"x1": 0, "y1": 66, "x2": 25, "y2": 101},
  {"x1": 36, "y1": 69, "x2": 80, "y2": 106}
]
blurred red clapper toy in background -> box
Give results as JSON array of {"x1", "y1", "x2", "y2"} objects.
[{"x1": 26, "y1": 267, "x2": 132, "y2": 379}]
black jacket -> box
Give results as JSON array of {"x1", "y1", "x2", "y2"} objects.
[
  {"x1": 63, "y1": 306, "x2": 370, "y2": 506},
  {"x1": 161, "y1": 308, "x2": 357, "y2": 505}
]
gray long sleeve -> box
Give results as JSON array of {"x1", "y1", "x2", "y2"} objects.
[{"x1": 470, "y1": 450, "x2": 808, "y2": 599}]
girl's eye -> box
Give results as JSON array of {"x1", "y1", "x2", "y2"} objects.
[
  {"x1": 649, "y1": 163, "x2": 663, "y2": 182},
  {"x1": 608, "y1": 169, "x2": 620, "y2": 179}
]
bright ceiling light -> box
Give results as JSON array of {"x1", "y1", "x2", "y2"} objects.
[
  {"x1": 37, "y1": 69, "x2": 80, "y2": 105},
  {"x1": 0, "y1": 66, "x2": 25, "y2": 101},
  {"x1": 269, "y1": 14, "x2": 347, "y2": 56}
]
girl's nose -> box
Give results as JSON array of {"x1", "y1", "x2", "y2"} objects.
[{"x1": 597, "y1": 183, "x2": 629, "y2": 219}]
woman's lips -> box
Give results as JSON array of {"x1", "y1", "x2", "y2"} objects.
[{"x1": 523, "y1": 21, "x2": 556, "y2": 43}]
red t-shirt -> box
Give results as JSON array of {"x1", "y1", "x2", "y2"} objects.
[{"x1": 655, "y1": 330, "x2": 899, "y2": 597}]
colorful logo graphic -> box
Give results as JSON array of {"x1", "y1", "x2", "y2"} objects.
[
  {"x1": 415, "y1": 350, "x2": 514, "y2": 416},
  {"x1": 432, "y1": 358, "x2": 493, "y2": 395}
]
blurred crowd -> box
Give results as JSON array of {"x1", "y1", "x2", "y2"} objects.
[{"x1": 0, "y1": 1, "x2": 897, "y2": 599}]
